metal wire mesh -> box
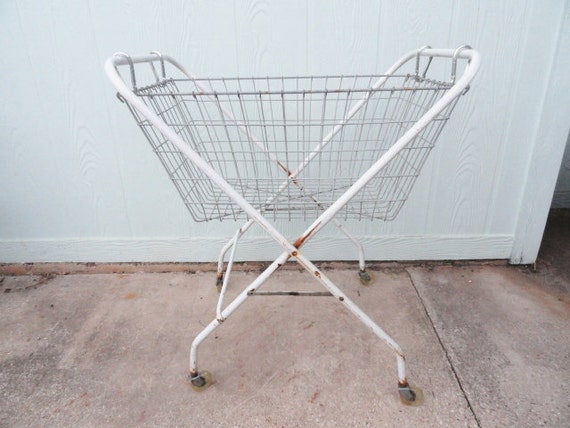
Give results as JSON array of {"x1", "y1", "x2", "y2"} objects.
[{"x1": 125, "y1": 73, "x2": 457, "y2": 222}]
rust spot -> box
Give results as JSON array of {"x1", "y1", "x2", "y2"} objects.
[
  {"x1": 124, "y1": 292, "x2": 137, "y2": 300},
  {"x1": 293, "y1": 222, "x2": 321, "y2": 249},
  {"x1": 314, "y1": 271, "x2": 321, "y2": 278},
  {"x1": 291, "y1": 251, "x2": 298, "y2": 257}
]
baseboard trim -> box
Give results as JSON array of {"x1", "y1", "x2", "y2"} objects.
[{"x1": 0, "y1": 234, "x2": 514, "y2": 264}]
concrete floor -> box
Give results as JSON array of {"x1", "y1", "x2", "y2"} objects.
[{"x1": 1, "y1": 211, "x2": 569, "y2": 427}]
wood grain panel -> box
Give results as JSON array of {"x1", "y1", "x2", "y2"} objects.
[
  {"x1": 0, "y1": 0, "x2": 568, "y2": 263},
  {"x1": 511, "y1": 1, "x2": 570, "y2": 263}
]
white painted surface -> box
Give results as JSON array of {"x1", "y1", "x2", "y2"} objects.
[
  {"x1": 1, "y1": 0, "x2": 569, "y2": 264},
  {"x1": 510, "y1": 3, "x2": 570, "y2": 263}
]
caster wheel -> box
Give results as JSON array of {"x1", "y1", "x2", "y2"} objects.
[
  {"x1": 189, "y1": 371, "x2": 213, "y2": 392},
  {"x1": 358, "y1": 270, "x2": 374, "y2": 286},
  {"x1": 398, "y1": 383, "x2": 424, "y2": 407},
  {"x1": 216, "y1": 274, "x2": 223, "y2": 293}
]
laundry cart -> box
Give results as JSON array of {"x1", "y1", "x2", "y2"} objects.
[{"x1": 105, "y1": 45, "x2": 480, "y2": 404}]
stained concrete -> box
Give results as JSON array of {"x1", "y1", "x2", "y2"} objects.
[
  {"x1": 408, "y1": 265, "x2": 570, "y2": 427},
  {"x1": 1, "y1": 269, "x2": 476, "y2": 427},
  {"x1": 0, "y1": 212, "x2": 569, "y2": 427}
]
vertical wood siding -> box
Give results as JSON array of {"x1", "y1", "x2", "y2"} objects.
[{"x1": 1, "y1": 0, "x2": 569, "y2": 263}]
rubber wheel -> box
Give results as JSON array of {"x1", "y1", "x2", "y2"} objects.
[
  {"x1": 398, "y1": 384, "x2": 424, "y2": 406},
  {"x1": 190, "y1": 371, "x2": 213, "y2": 392},
  {"x1": 358, "y1": 270, "x2": 374, "y2": 286}
]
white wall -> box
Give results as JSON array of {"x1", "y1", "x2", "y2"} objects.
[{"x1": 1, "y1": 0, "x2": 569, "y2": 264}]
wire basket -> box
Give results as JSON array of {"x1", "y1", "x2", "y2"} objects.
[{"x1": 125, "y1": 72, "x2": 457, "y2": 222}]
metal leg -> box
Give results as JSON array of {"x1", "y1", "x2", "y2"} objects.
[
  {"x1": 194, "y1": 215, "x2": 408, "y2": 396},
  {"x1": 331, "y1": 219, "x2": 374, "y2": 285},
  {"x1": 191, "y1": 245, "x2": 415, "y2": 401},
  {"x1": 331, "y1": 219, "x2": 366, "y2": 272},
  {"x1": 189, "y1": 251, "x2": 291, "y2": 390},
  {"x1": 292, "y1": 250, "x2": 410, "y2": 391},
  {"x1": 216, "y1": 228, "x2": 242, "y2": 320},
  {"x1": 215, "y1": 219, "x2": 255, "y2": 291}
]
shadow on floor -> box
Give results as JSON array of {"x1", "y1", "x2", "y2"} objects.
[{"x1": 535, "y1": 208, "x2": 570, "y2": 297}]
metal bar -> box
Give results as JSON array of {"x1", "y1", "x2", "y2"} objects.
[
  {"x1": 247, "y1": 291, "x2": 333, "y2": 296},
  {"x1": 332, "y1": 219, "x2": 366, "y2": 271},
  {"x1": 216, "y1": 219, "x2": 255, "y2": 283},
  {"x1": 216, "y1": 228, "x2": 242, "y2": 320},
  {"x1": 107, "y1": 48, "x2": 477, "y2": 80},
  {"x1": 137, "y1": 86, "x2": 447, "y2": 97},
  {"x1": 189, "y1": 251, "x2": 290, "y2": 374},
  {"x1": 291, "y1": 249, "x2": 408, "y2": 383}
]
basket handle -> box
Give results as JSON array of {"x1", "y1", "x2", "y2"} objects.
[
  {"x1": 415, "y1": 46, "x2": 433, "y2": 78},
  {"x1": 112, "y1": 52, "x2": 137, "y2": 91},
  {"x1": 451, "y1": 45, "x2": 473, "y2": 84},
  {"x1": 416, "y1": 44, "x2": 475, "y2": 84},
  {"x1": 149, "y1": 51, "x2": 166, "y2": 82}
]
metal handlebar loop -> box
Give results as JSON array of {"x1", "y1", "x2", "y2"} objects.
[
  {"x1": 113, "y1": 52, "x2": 137, "y2": 91},
  {"x1": 415, "y1": 45, "x2": 433, "y2": 79},
  {"x1": 150, "y1": 51, "x2": 166, "y2": 82},
  {"x1": 451, "y1": 45, "x2": 472, "y2": 84}
]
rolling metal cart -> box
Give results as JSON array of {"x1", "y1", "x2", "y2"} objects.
[{"x1": 105, "y1": 45, "x2": 480, "y2": 403}]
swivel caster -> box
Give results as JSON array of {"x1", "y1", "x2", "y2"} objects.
[
  {"x1": 189, "y1": 371, "x2": 213, "y2": 392},
  {"x1": 398, "y1": 382, "x2": 424, "y2": 406},
  {"x1": 358, "y1": 269, "x2": 374, "y2": 286}
]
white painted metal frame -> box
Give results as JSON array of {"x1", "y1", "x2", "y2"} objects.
[{"x1": 105, "y1": 46, "x2": 480, "y2": 400}]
